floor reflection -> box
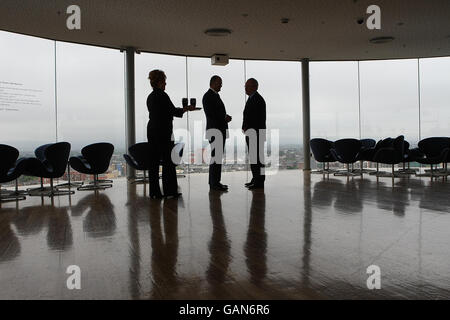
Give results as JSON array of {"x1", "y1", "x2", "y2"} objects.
[
  {"x1": 302, "y1": 172, "x2": 312, "y2": 288},
  {"x1": 149, "y1": 198, "x2": 179, "y2": 299},
  {"x1": 206, "y1": 191, "x2": 231, "y2": 296},
  {"x1": 72, "y1": 192, "x2": 116, "y2": 238},
  {"x1": 10, "y1": 197, "x2": 73, "y2": 251},
  {"x1": 244, "y1": 190, "x2": 267, "y2": 286},
  {"x1": 1, "y1": 171, "x2": 450, "y2": 299},
  {"x1": 0, "y1": 206, "x2": 21, "y2": 262}
]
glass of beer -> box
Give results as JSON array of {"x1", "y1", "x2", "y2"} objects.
[
  {"x1": 190, "y1": 98, "x2": 196, "y2": 107},
  {"x1": 182, "y1": 98, "x2": 188, "y2": 108}
]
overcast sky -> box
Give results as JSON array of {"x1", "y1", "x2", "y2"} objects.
[{"x1": 1, "y1": 30, "x2": 449, "y2": 153}]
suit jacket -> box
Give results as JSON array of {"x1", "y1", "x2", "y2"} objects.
[
  {"x1": 202, "y1": 88, "x2": 228, "y2": 139},
  {"x1": 242, "y1": 91, "x2": 266, "y2": 131},
  {"x1": 147, "y1": 87, "x2": 184, "y2": 139}
]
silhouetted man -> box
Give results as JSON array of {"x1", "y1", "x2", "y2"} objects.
[
  {"x1": 203, "y1": 75, "x2": 232, "y2": 191},
  {"x1": 242, "y1": 78, "x2": 266, "y2": 189}
]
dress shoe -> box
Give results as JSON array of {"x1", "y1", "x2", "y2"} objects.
[
  {"x1": 247, "y1": 183, "x2": 264, "y2": 190},
  {"x1": 164, "y1": 192, "x2": 182, "y2": 199},
  {"x1": 210, "y1": 184, "x2": 228, "y2": 191},
  {"x1": 150, "y1": 193, "x2": 164, "y2": 199},
  {"x1": 219, "y1": 183, "x2": 228, "y2": 189},
  {"x1": 244, "y1": 181, "x2": 254, "y2": 187}
]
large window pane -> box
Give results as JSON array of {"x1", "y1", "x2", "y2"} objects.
[
  {"x1": 310, "y1": 61, "x2": 359, "y2": 141},
  {"x1": 360, "y1": 59, "x2": 420, "y2": 146},
  {"x1": 56, "y1": 42, "x2": 125, "y2": 179},
  {"x1": 245, "y1": 60, "x2": 303, "y2": 170},
  {"x1": 0, "y1": 31, "x2": 56, "y2": 152},
  {"x1": 419, "y1": 57, "x2": 450, "y2": 138},
  {"x1": 187, "y1": 57, "x2": 246, "y2": 173}
]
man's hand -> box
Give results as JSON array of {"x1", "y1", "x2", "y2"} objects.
[
  {"x1": 183, "y1": 105, "x2": 202, "y2": 112},
  {"x1": 225, "y1": 114, "x2": 232, "y2": 123}
]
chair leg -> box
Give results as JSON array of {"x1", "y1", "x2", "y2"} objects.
[
  {"x1": 131, "y1": 170, "x2": 150, "y2": 184},
  {"x1": 334, "y1": 163, "x2": 358, "y2": 176},
  {"x1": 77, "y1": 174, "x2": 112, "y2": 191},
  {"x1": 29, "y1": 177, "x2": 75, "y2": 197},
  {"x1": 375, "y1": 163, "x2": 401, "y2": 178},
  {"x1": 57, "y1": 164, "x2": 83, "y2": 189},
  {"x1": 27, "y1": 177, "x2": 52, "y2": 193},
  {"x1": 8, "y1": 179, "x2": 29, "y2": 196},
  {"x1": 0, "y1": 182, "x2": 26, "y2": 202}
]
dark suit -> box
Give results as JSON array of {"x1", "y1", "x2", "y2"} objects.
[
  {"x1": 202, "y1": 88, "x2": 228, "y2": 186},
  {"x1": 147, "y1": 87, "x2": 184, "y2": 196},
  {"x1": 242, "y1": 91, "x2": 266, "y2": 184}
]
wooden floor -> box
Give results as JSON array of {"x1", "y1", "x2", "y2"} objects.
[{"x1": 1, "y1": 170, "x2": 450, "y2": 299}]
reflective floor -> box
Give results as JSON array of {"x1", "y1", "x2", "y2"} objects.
[{"x1": 1, "y1": 170, "x2": 450, "y2": 299}]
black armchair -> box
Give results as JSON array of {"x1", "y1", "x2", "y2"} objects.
[
  {"x1": 353, "y1": 138, "x2": 376, "y2": 174},
  {"x1": 364, "y1": 138, "x2": 394, "y2": 175},
  {"x1": 330, "y1": 139, "x2": 362, "y2": 176},
  {"x1": 24, "y1": 142, "x2": 75, "y2": 197},
  {"x1": 310, "y1": 138, "x2": 336, "y2": 174},
  {"x1": 123, "y1": 142, "x2": 151, "y2": 184},
  {"x1": 69, "y1": 142, "x2": 114, "y2": 190},
  {"x1": 0, "y1": 144, "x2": 28, "y2": 202},
  {"x1": 372, "y1": 135, "x2": 405, "y2": 178},
  {"x1": 415, "y1": 137, "x2": 450, "y2": 178},
  {"x1": 396, "y1": 140, "x2": 419, "y2": 174}
]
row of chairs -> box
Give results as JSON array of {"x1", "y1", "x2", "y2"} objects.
[
  {"x1": 0, "y1": 142, "x2": 114, "y2": 202},
  {"x1": 310, "y1": 137, "x2": 450, "y2": 178}
]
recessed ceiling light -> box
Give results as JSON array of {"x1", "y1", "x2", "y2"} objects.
[
  {"x1": 281, "y1": 18, "x2": 290, "y2": 24},
  {"x1": 204, "y1": 28, "x2": 232, "y2": 37},
  {"x1": 369, "y1": 36, "x2": 395, "y2": 44}
]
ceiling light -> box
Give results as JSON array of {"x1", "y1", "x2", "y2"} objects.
[
  {"x1": 369, "y1": 36, "x2": 395, "y2": 44},
  {"x1": 205, "y1": 28, "x2": 232, "y2": 37}
]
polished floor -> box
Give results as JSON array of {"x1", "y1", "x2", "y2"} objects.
[{"x1": 1, "y1": 170, "x2": 450, "y2": 299}]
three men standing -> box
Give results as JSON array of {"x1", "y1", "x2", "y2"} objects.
[{"x1": 202, "y1": 75, "x2": 266, "y2": 191}]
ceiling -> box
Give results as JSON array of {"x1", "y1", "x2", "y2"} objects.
[{"x1": 1, "y1": 0, "x2": 449, "y2": 61}]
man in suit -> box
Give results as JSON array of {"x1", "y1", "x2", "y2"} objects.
[
  {"x1": 242, "y1": 78, "x2": 266, "y2": 189},
  {"x1": 203, "y1": 75, "x2": 232, "y2": 191}
]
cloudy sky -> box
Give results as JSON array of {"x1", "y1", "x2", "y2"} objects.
[{"x1": 1, "y1": 30, "x2": 449, "y2": 153}]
